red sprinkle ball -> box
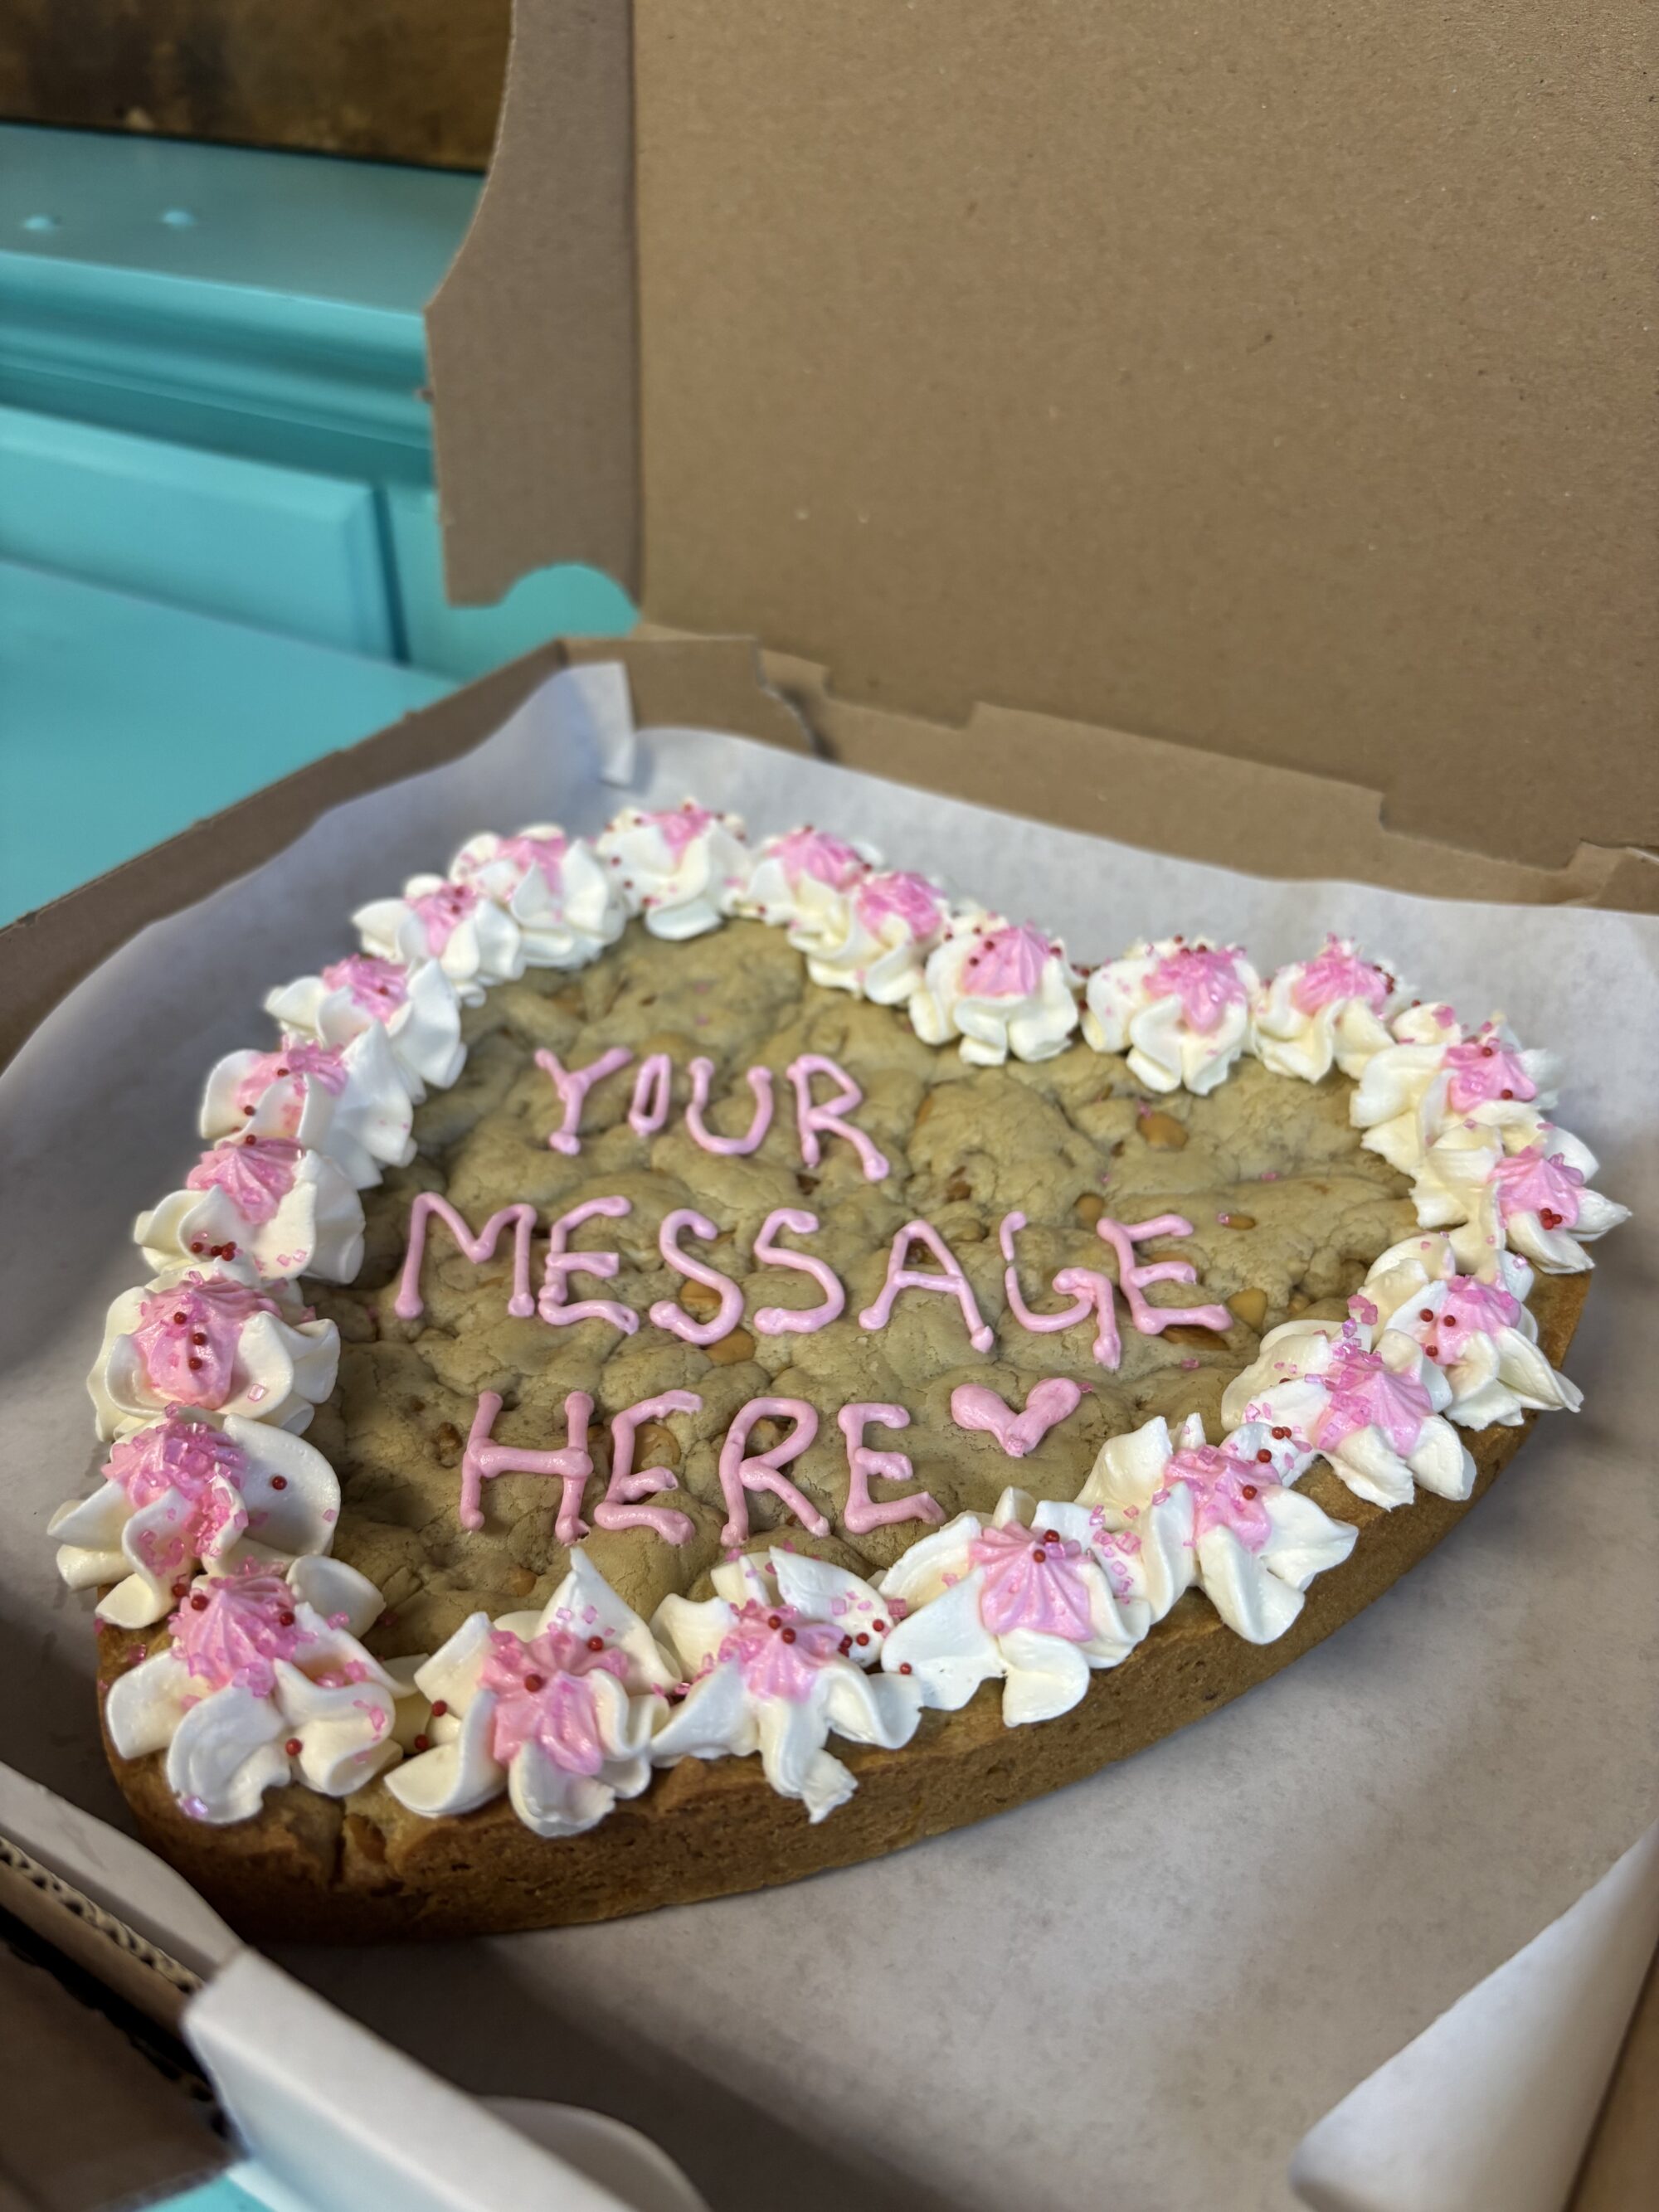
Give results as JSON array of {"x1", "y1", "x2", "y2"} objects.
[{"x1": 285, "y1": 1738, "x2": 303, "y2": 1757}]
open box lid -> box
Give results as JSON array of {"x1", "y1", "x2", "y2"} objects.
[{"x1": 429, "y1": 0, "x2": 1658, "y2": 897}]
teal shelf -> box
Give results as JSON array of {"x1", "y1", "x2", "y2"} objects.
[{"x1": 0, "y1": 562, "x2": 451, "y2": 921}]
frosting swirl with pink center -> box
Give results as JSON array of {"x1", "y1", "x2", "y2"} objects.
[
  {"x1": 1490, "y1": 1144, "x2": 1584, "y2": 1228},
  {"x1": 170, "y1": 1564, "x2": 314, "y2": 1696},
  {"x1": 131, "y1": 1274, "x2": 285, "y2": 1406},
  {"x1": 1084, "y1": 936, "x2": 1261, "y2": 1094},
  {"x1": 1291, "y1": 936, "x2": 1394, "y2": 1016},
  {"x1": 910, "y1": 913, "x2": 1082, "y2": 1066},
  {"x1": 231, "y1": 1043, "x2": 347, "y2": 1126},
  {"x1": 1146, "y1": 943, "x2": 1250, "y2": 1033},
  {"x1": 1160, "y1": 1445, "x2": 1274, "y2": 1550},
  {"x1": 319, "y1": 955, "x2": 409, "y2": 1014},
  {"x1": 967, "y1": 1519, "x2": 1097, "y2": 1638},
  {"x1": 184, "y1": 1136, "x2": 302, "y2": 1225},
  {"x1": 1316, "y1": 1339, "x2": 1436, "y2": 1454},
  {"x1": 717, "y1": 1599, "x2": 849, "y2": 1700},
  {"x1": 1443, "y1": 1026, "x2": 1540, "y2": 1114},
  {"x1": 480, "y1": 1625, "x2": 630, "y2": 1772}
]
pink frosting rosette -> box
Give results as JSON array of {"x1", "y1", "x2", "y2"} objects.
[
  {"x1": 265, "y1": 951, "x2": 465, "y2": 1097},
  {"x1": 1083, "y1": 936, "x2": 1261, "y2": 1095},
  {"x1": 199, "y1": 1023, "x2": 416, "y2": 1190},
  {"x1": 907, "y1": 913, "x2": 1082, "y2": 1066},
  {"x1": 448, "y1": 824, "x2": 627, "y2": 970},
  {"x1": 593, "y1": 802, "x2": 752, "y2": 941},
  {"x1": 1360, "y1": 1232, "x2": 1582, "y2": 1425},
  {"x1": 1220, "y1": 1305, "x2": 1476, "y2": 1511},
  {"x1": 876, "y1": 1487, "x2": 1151, "y2": 1724},
  {"x1": 650, "y1": 1548, "x2": 922, "y2": 1822},
  {"x1": 387, "y1": 1550, "x2": 674, "y2": 1840},
  {"x1": 1076, "y1": 1411, "x2": 1355, "y2": 1645},
  {"x1": 134, "y1": 1135, "x2": 363, "y2": 1283},
  {"x1": 1350, "y1": 1007, "x2": 1559, "y2": 1184},
  {"x1": 1251, "y1": 936, "x2": 1407, "y2": 1083},
  {"x1": 87, "y1": 1265, "x2": 338, "y2": 1440},
  {"x1": 352, "y1": 873, "x2": 525, "y2": 1001},
  {"x1": 103, "y1": 1555, "x2": 418, "y2": 1826},
  {"x1": 49, "y1": 1406, "x2": 341, "y2": 1627}
]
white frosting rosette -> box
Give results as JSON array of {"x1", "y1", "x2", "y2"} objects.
[
  {"x1": 50, "y1": 1407, "x2": 340, "y2": 1628},
  {"x1": 907, "y1": 916, "x2": 1082, "y2": 1066},
  {"x1": 593, "y1": 802, "x2": 751, "y2": 940},
  {"x1": 1075, "y1": 1412, "x2": 1356, "y2": 1645},
  {"x1": 1221, "y1": 1307, "x2": 1476, "y2": 1510},
  {"x1": 448, "y1": 824, "x2": 626, "y2": 970},
  {"x1": 1423, "y1": 1124, "x2": 1631, "y2": 1274},
  {"x1": 799, "y1": 867, "x2": 949, "y2": 1004},
  {"x1": 385, "y1": 1551, "x2": 674, "y2": 1839},
  {"x1": 877, "y1": 1489, "x2": 1151, "y2": 1724},
  {"x1": 649, "y1": 1549, "x2": 922, "y2": 1822},
  {"x1": 200, "y1": 1025, "x2": 416, "y2": 1190},
  {"x1": 1349, "y1": 1008, "x2": 1558, "y2": 1181},
  {"x1": 265, "y1": 953, "x2": 465, "y2": 1096},
  {"x1": 1082, "y1": 937, "x2": 1260, "y2": 1095},
  {"x1": 1360, "y1": 1233, "x2": 1582, "y2": 1427},
  {"x1": 728, "y1": 824, "x2": 876, "y2": 938},
  {"x1": 105, "y1": 1555, "x2": 415, "y2": 1826},
  {"x1": 135, "y1": 1137, "x2": 363, "y2": 1283},
  {"x1": 88, "y1": 1265, "x2": 338, "y2": 1440},
  {"x1": 1251, "y1": 937, "x2": 1405, "y2": 1082},
  {"x1": 352, "y1": 874, "x2": 525, "y2": 1001}
]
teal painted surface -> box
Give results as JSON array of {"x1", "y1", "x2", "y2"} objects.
[
  {"x1": 385, "y1": 484, "x2": 635, "y2": 681},
  {"x1": 0, "y1": 402, "x2": 396, "y2": 654},
  {"x1": 0, "y1": 562, "x2": 451, "y2": 922},
  {"x1": 153, "y1": 2180, "x2": 274, "y2": 2212}
]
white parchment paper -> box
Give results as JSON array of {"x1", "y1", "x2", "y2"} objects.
[{"x1": 2, "y1": 668, "x2": 1655, "y2": 2212}]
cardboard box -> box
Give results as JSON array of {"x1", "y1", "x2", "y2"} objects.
[{"x1": 2, "y1": 4, "x2": 1655, "y2": 2206}]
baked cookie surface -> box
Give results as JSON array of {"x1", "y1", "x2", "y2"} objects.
[{"x1": 60, "y1": 805, "x2": 1622, "y2": 1939}]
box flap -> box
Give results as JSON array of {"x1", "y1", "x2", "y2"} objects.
[{"x1": 431, "y1": 0, "x2": 1658, "y2": 873}]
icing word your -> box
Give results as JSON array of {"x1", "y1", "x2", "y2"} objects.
[
  {"x1": 397, "y1": 1196, "x2": 1230, "y2": 1371},
  {"x1": 533, "y1": 1047, "x2": 889, "y2": 1181}
]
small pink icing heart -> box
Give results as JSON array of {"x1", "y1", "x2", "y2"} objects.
[{"x1": 949, "y1": 1378, "x2": 1087, "y2": 1458}]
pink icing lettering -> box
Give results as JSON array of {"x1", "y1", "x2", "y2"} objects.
[
  {"x1": 1146, "y1": 945, "x2": 1248, "y2": 1033},
  {"x1": 854, "y1": 870, "x2": 943, "y2": 940},
  {"x1": 998, "y1": 1210, "x2": 1121, "y2": 1365},
  {"x1": 786, "y1": 1053, "x2": 889, "y2": 1183},
  {"x1": 1092, "y1": 1215, "x2": 1232, "y2": 1339},
  {"x1": 460, "y1": 1388, "x2": 594, "y2": 1539},
  {"x1": 649, "y1": 1210, "x2": 745, "y2": 1345},
  {"x1": 481, "y1": 1626, "x2": 626, "y2": 1772},
  {"x1": 535, "y1": 1045, "x2": 635, "y2": 1155},
  {"x1": 838, "y1": 1403, "x2": 944, "y2": 1534},
  {"x1": 1162, "y1": 1446, "x2": 1274, "y2": 1549},
  {"x1": 1444, "y1": 1027, "x2": 1537, "y2": 1114},
  {"x1": 686, "y1": 1058, "x2": 774, "y2": 1155},
  {"x1": 1290, "y1": 938, "x2": 1389, "y2": 1016},
  {"x1": 185, "y1": 1136, "x2": 301, "y2": 1224},
  {"x1": 950, "y1": 1378, "x2": 1086, "y2": 1458},
  {"x1": 408, "y1": 881, "x2": 478, "y2": 956},
  {"x1": 538, "y1": 1195, "x2": 639, "y2": 1334},
  {"x1": 320, "y1": 954, "x2": 408, "y2": 1014},
  {"x1": 131, "y1": 1274, "x2": 282, "y2": 1407},
  {"x1": 961, "y1": 922, "x2": 1050, "y2": 999},
  {"x1": 859, "y1": 1223, "x2": 994, "y2": 1353},
  {"x1": 627, "y1": 1053, "x2": 674, "y2": 1137},
  {"x1": 968, "y1": 1521, "x2": 1096, "y2": 1640},
  {"x1": 1489, "y1": 1145, "x2": 1584, "y2": 1228},
  {"x1": 171, "y1": 1564, "x2": 312, "y2": 1697},
  {"x1": 751, "y1": 1208, "x2": 846, "y2": 1334},
  {"x1": 594, "y1": 1392, "x2": 701, "y2": 1544},
  {"x1": 394, "y1": 1194, "x2": 538, "y2": 1321},
  {"x1": 718, "y1": 1601, "x2": 846, "y2": 1701},
  {"x1": 716, "y1": 1398, "x2": 828, "y2": 1548}
]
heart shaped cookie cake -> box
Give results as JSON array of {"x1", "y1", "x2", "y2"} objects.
[{"x1": 54, "y1": 805, "x2": 1625, "y2": 1939}]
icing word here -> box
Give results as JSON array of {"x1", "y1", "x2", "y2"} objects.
[{"x1": 397, "y1": 1196, "x2": 1230, "y2": 1371}]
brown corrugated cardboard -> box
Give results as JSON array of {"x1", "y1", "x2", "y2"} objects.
[{"x1": 431, "y1": 0, "x2": 1659, "y2": 878}]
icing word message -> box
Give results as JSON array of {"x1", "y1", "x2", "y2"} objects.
[
  {"x1": 533, "y1": 1046, "x2": 889, "y2": 1181},
  {"x1": 395, "y1": 1195, "x2": 1231, "y2": 1367},
  {"x1": 459, "y1": 1390, "x2": 949, "y2": 1548}
]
